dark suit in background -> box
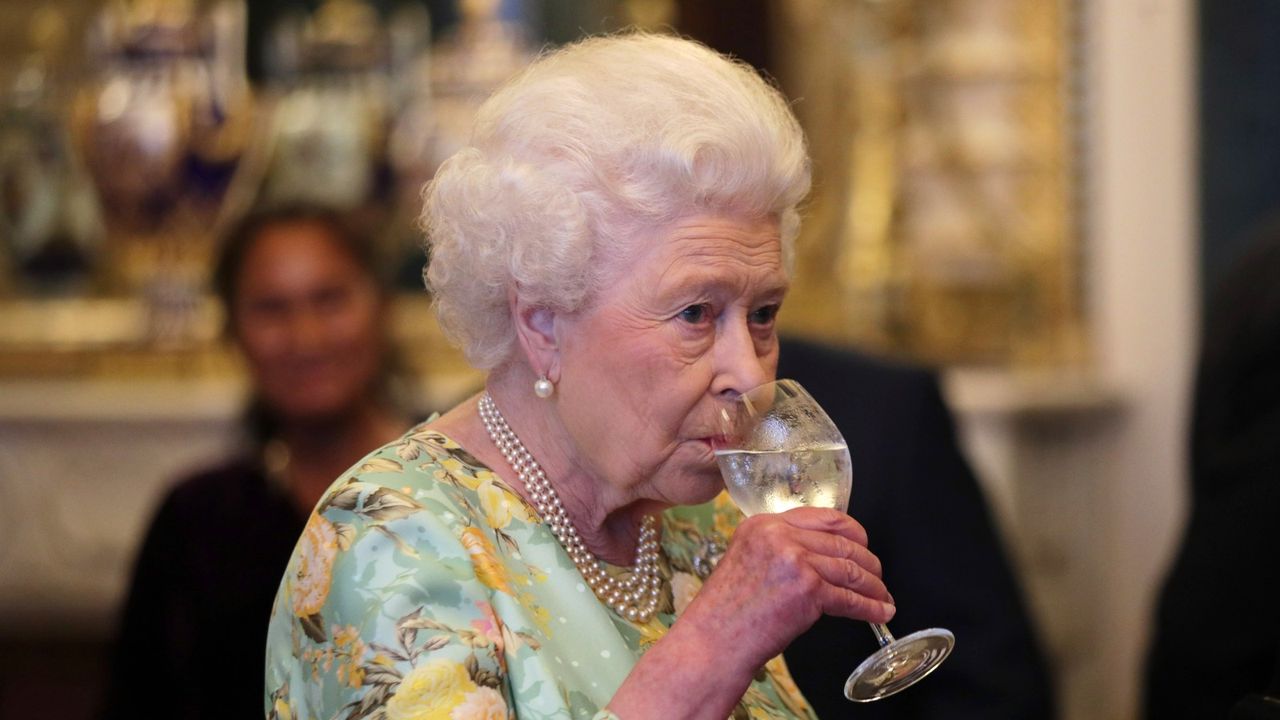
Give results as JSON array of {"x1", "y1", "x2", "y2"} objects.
[
  {"x1": 100, "y1": 459, "x2": 305, "y2": 720},
  {"x1": 1144, "y1": 226, "x2": 1280, "y2": 719},
  {"x1": 778, "y1": 337, "x2": 1055, "y2": 720}
]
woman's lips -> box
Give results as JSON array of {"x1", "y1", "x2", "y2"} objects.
[{"x1": 702, "y1": 435, "x2": 733, "y2": 451}]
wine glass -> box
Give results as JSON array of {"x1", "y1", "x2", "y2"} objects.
[{"x1": 714, "y1": 379, "x2": 955, "y2": 702}]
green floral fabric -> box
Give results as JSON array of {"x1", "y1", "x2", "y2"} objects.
[{"x1": 264, "y1": 424, "x2": 819, "y2": 720}]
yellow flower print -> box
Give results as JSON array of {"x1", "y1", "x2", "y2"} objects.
[
  {"x1": 333, "y1": 625, "x2": 363, "y2": 650},
  {"x1": 713, "y1": 491, "x2": 742, "y2": 540},
  {"x1": 271, "y1": 698, "x2": 293, "y2": 720},
  {"x1": 450, "y1": 686, "x2": 508, "y2": 720},
  {"x1": 386, "y1": 659, "x2": 477, "y2": 720},
  {"x1": 477, "y1": 479, "x2": 513, "y2": 529},
  {"x1": 333, "y1": 625, "x2": 367, "y2": 688},
  {"x1": 528, "y1": 601, "x2": 552, "y2": 633},
  {"x1": 336, "y1": 662, "x2": 366, "y2": 688},
  {"x1": 763, "y1": 655, "x2": 810, "y2": 718},
  {"x1": 713, "y1": 491, "x2": 735, "y2": 510},
  {"x1": 441, "y1": 457, "x2": 482, "y2": 490},
  {"x1": 292, "y1": 514, "x2": 339, "y2": 617},
  {"x1": 635, "y1": 616, "x2": 669, "y2": 650},
  {"x1": 477, "y1": 478, "x2": 531, "y2": 528},
  {"x1": 460, "y1": 526, "x2": 512, "y2": 594}
]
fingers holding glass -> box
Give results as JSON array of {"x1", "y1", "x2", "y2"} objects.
[{"x1": 713, "y1": 379, "x2": 954, "y2": 702}]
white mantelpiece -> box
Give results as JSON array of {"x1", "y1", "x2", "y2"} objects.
[
  {"x1": 0, "y1": 373, "x2": 478, "y2": 638},
  {"x1": 0, "y1": 380, "x2": 241, "y2": 637}
]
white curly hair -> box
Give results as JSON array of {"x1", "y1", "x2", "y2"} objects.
[{"x1": 421, "y1": 32, "x2": 811, "y2": 370}]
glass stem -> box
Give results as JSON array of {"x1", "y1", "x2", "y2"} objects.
[{"x1": 871, "y1": 623, "x2": 896, "y2": 648}]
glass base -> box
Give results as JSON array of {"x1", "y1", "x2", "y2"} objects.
[{"x1": 844, "y1": 628, "x2": 955, "y2": 702}]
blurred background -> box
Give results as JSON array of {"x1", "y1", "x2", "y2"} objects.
[{"x1": 0, "y1": 0, "x2": 1266, "y2": 718}]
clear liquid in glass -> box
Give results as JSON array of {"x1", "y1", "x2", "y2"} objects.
[{"x1": 715, "y1": 444, "x2": 852, "y2": 516}]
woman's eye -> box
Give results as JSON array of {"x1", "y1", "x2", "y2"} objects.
[
  {"x1": 243, "y1": 297, "x2": 288, "y2": 321},
  {"x1": 678, "y1": 304, "x2": 710, "y2": 324},
  {"x1": 749, "y1": 304, "x2": 780, "y2": 325}
]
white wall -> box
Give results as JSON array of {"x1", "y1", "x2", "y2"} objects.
[{"x1": 1086, "y1": 0, "x2": 1198, "y2": 716}]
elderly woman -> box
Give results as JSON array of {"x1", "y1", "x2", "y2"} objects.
[{"x1": 264, "y1": 33, "x2": 894, "y2": 719}]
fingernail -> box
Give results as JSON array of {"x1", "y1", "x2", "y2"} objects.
[{"x1": 881, "y1": 601, "x2": 896, "y2": 620}]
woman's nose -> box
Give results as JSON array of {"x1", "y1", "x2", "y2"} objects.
[
  {"x1": 711, "y1": 318, "x2": 772, "y2": 398},
  {"x1": 286, "y1": 310, "x2": 329, "y2": 352}
]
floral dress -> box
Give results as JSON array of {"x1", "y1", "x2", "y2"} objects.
[{"x1": 264, "y1": 424, "x2": 819, "y2": 720}]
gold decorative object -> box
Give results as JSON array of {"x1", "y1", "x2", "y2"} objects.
[
  {"x1": 72, "y1": 0, "x2": 255, "y2": 344},
  {"x1": 0, "y1": 0, "x2": 492, "y2": 382},
  {"x1": 0, "y1": 7, "x2": 103, "y2": 295},
  {"x1": 777, "y1": 0, "x2": 1086, "y2": 368}
]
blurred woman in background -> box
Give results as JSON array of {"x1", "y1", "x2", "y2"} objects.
[{"x1": 102, "y1": 205, "x2": 409, "y2": 720}]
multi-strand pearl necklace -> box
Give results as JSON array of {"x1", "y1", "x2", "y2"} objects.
[{"x1": 478, "y1": 393, "x2": 662, "y2": 622}]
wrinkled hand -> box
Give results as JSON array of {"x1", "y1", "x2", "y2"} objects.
[
  {"x1": 606, "y1": 508, "x2": 893, "y2": 719},
  {"x1": 676, "y1": 507, "x2": 895, "y2": 675}
]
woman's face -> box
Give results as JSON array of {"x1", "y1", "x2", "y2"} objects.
[
  {"x1": 231, "y1": 221, "x2": 385, "y2": 425},
  {"x1": 552, "y1": 213, "x2": 787, "y2": 508}
]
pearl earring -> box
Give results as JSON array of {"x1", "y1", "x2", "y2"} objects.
[{"x1": 534, "y1": 375, "x2": 554, "y2": 398}]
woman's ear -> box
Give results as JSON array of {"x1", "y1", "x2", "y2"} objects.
[{"x1": 510, "y1": 287, "x2": 562, "y2": 382}]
